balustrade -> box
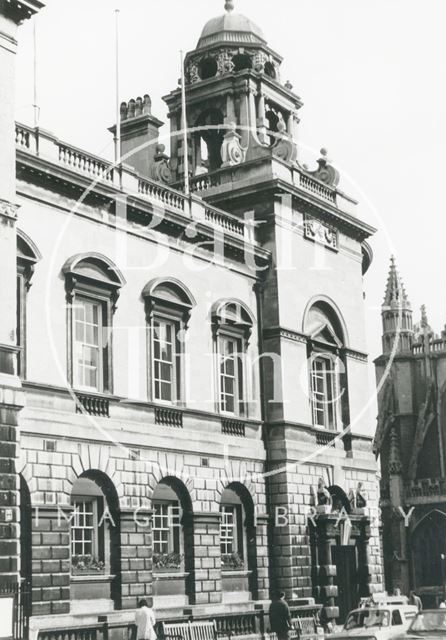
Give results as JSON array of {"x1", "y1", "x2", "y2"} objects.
[
  {"x1": 405, "y1": 477, "x2": 446, "y2": 498},
  {"x1": 75, "y1": 393, "x2": 110, "y2": 418},
  {"x1": 15, "y1": 125, "x2": 31, "y2": 149},
  {"x1": 154, "y1": 406, "x2": 183, "y2": 428},
  {"x1": 221, "y1": 418, "x2": 246, "y2": 437},
  {"x1": 298, "y1": 172, "x2": 336, "y2": 203},
  {"x1": 205, "y1": 208, "x2": 245, "y2": 237},
  {"x1": 58, "y1": 145, "x2": 113, "y2": 182},
  {"x1": 138, "y1": 178, "x2": 186, "y2": 211},
  {"x1": 315, "y1": 430, "x2": 337, "y2": 447}
]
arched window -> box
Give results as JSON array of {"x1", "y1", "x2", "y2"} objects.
[
  {"x1": 63, "y1": 254, "x2": 125, "y2": 393},
  {"x1": 304, "y1": 301, "x2": 348, "y2": 431},
  {"x1": 212, "y1": 300, "x2": 254, "y2": 416},
  {"x1": 16, "y1": 230, "x2": 41, "y2": 377},
  {"x1": 232, "y1": 54, "x2": 252, "y2": 72},
  {"x1": 220, "y1": 483, "x2": 257, "y2": 600},
  {"x1": 412, "y1": 511, "x2": 446, "y2": 588},
  {"x1": 264, "y1": 61, "x2": 276, "y2": 79},
  {"x1": 70, "y1": 472, "x2": 121, "y2": 612},
  {"x1": 199, "y1": 56, "x2": 218, "y2": 80},
  {"x1": 196, "y1": 109, "x2": 224, "y2": 172},
  {"x1": 151, "y1": 477, "x2": 194, "y2": 606},
  {"x1": 142, "y1": 279, "x2": 195, "y2": 405},
  {"x1": 152, "y1": 482, "x2": 182, "y2": 568}
]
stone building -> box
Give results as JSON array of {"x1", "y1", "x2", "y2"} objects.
[
  {"x1": 375, "y1": 258, "x2": 446, "y2": 607},
  {"x1": 1, "y1": 0, "x2": 383, "y2": 634}
]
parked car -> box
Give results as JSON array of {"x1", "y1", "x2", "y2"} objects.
[
  {"x1": 327, "y1": 601, "x2": 418, "y2": 640},
  {"x1": 394, "y1": 610, "x2": 446, "y2": 639}
]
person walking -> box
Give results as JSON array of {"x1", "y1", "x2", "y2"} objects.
[
  {"x1": 408, "y1": 590, "x2": 423, "y2": 611},
  {"x1": 269, "y1": 591, "x2": 293, "y2": 640},
  {"x1": 135, "y1": 599, "x2": 157, "y2": 640}
]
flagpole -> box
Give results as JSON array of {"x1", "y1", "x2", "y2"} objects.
[
  {"x1": 180, "y1": 50, "x2": 190, "y2": 196},
  {"x1": 114, "y1": 9, "x2": 121, "y2": 165},
  {"x1": 33, "y1": 18, "x2": 39, "y2": 128}
]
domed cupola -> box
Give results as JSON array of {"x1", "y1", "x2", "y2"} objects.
[
  {"x1": 197, "y1": 0, "x2": 266, "y2": 49},
  {"x1": 163, "y1": 0, "x2": 303, "y2": 183}
]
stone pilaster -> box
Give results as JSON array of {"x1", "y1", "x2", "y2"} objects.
[
  {"x1": 0, "y1": 398, "x2": 22, "y2": 586},
  {"x1": 0, "y1": 0, "x2": 44, "y2": 591},
  {"x1": 120, "y1": 507, "x2": 152, "y2": 609},
  {"x1": 31, "y1": 505, "x2": 71, "y2": 616},
  {"x1": 192, "y1": 512, "x2": 222, "y2": 606},
  {"x1": 253, "y1": 513, "x2": 269, "y2": 600},
  {"x1": 267, "y1": 467, "x2": 313, "y2": 600}
]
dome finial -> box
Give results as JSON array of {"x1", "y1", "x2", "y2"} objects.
[{"x1": 225, "y1": 0, "x2": 235, "y2": 12}]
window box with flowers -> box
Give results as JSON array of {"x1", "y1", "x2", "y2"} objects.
[
  {"x1": 221, "y1": 552, "x2": 244, "y2": 571},
  {"x1": 71, "y1": 554, "x2": 106, "y2": 576},
  {"x1": 152, "y1": 552, "x2": 183, "y2": 573}
]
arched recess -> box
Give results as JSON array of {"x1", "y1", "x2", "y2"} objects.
[
  {"x1": 195, "y1": 108, "x2": 224, "y2": 172},
  {"x1": 70, "y1": 470, "x2": 121, "y2": 611},
  {"x1": 142, "y1": 278, "x2": 196, "y2": 311},
  {"x1": 302, "y1": 297, "x2": 348, "y2": 347},
  {"x1": 62, "y1": 253, "x2": 126, "y2": 290},
  {"x1": 232, "y1": 53, "x2": 252, "y2": 72},
  {"x1": 220, "y1": 482, "x2": 258, "y2": 600},
  {"x1": 150, "y1": 476, "x2": 195, "y2": 605},
  {"x1": 19, "y1": 475, "x2": 32, "y2": 591},
  {"x1": 303, "y1": 298, "x2": 350, "y2": 433},
  {"x1": 412, "y1": 510, "x2": 446, "y2": 589}
]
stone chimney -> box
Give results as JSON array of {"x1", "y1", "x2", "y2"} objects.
[{"x1": 110, "y1": 94, "x2": 165, "y2": 179}]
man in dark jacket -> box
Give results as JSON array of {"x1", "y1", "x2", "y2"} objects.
[{"x1": 269, "y1": 591, "x2": 293, "y2": 640}]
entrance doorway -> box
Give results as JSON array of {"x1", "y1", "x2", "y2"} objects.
[{"x1": 332, "y1": 545, "x2": 359, "y2": 623}]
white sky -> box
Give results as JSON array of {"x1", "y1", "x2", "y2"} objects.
[{"x1": 14, "y1": 0, "x2": 446, "y2": 360}]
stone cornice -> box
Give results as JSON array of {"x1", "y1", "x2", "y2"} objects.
[
  {"x1": 263, "y1": 326, "x2": 307, "y2": 344},
  {"x1": 16, "y1": 147, "x2": 271, "y2": 269},
  {"x1": 2, "y1": 0, "x2": 44, "y2": 24},
  {"x1": 344, "y1": 348, "x2": 368, "y2": 363},
  {"x1": 202, "y1": 166, "x2": 375, "y2": 242}
]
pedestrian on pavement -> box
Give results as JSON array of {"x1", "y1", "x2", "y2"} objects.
[
  {"x1": 269, "y1": 591, "x2": 293, "y2": 640},
  {"x1": 408, "y1": 590, "x2": 423, "y2": 611},
  {"x1": 135, "y1": 599, "x2": 157, "y2": 640}
]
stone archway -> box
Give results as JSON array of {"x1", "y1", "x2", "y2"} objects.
[
  {"x1": 219, "y1": 481, "x2": 258, "y2": 603},
  {"x1": 69, "y1": 470, "x2": 121, "y2": 614},
  {"x1": 150, "y1": 476, "x2": 194, "y2": 608},
  {"x1": 411, "y1": 509, "x2": 446, "y2": 606}
]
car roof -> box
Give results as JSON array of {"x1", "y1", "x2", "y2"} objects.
[{"x1": 348, "y1": 605, "x2": 417, "y2": 614}]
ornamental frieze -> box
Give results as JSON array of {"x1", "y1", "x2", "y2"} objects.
[
  {"x1": 0, "y1": 199, "x2": 19, "y2": 221},
  {"x1": 304, "y1": 214, "x2": 338, "y2": 251}
]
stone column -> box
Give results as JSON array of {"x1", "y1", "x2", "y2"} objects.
[
  {"x1": 0, "y1": 0, "x2": 44, "y2": 592},
  {"x1": 191, "y1": 512, "x2": 222, "y2": 606},
  {"x1": 120, "y1": 507, "x2": 153, "y2": 609},
  {"x1": 256, "y1": 93, "x2": 268, "y2": 145}
]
